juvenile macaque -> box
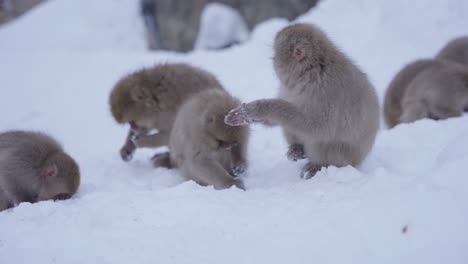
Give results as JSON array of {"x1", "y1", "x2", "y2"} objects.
[
  {"x1": 168, "y1": 89, "x2": 249, "y2": 190},
  {"x1": 383, "y1": 59, "x2": 434, "y2": 128},
  {"x1": 384, "y1": 36, "x2": 468, "y2": 127},
  {"x1": 436, "y1": 36, "x2": 468, "y2": 66},
  {"x1": 225, "y1": 23, "x2": 380, "y2": 179},
  {"x1": 109, "y1": 63, "x2": 222, "y2": 163},
  {"x1": 398, "y1": 60, "x2": 468, "y2": 123},
  {"x1": 0, "y1": 131, "x2": 80, "y2": 211}
]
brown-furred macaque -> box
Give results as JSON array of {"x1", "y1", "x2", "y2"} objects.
[
  {"x1": 109, "y1": 63, "x2": 222, "y2": 164},
  {"x1": 225, "y1": 23, "x2": 380, "y2": 179},
  {"x1": 168, "y1": 89, "x2": 249, "y2": 190},
  {"x1": 0, "y1": 131, "x2": 80, "y2": 211}
]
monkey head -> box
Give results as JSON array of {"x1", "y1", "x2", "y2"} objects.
[
  {"x1": 37, "y1": 152, "x2": 80, "y2": 201},
  {"x1": 273, "y1": 23, "x2": 330, "y2": 85},
  {"x1": 202, "y1": 93, "x2": 249, "y2": 151},
  {"x1": 109, "y1": 70, "x2": 161, "y2": 132}
]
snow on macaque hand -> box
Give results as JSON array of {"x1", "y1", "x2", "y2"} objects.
[{"x1": 224, "y1": 103, "x2": 258, "y2": 126}]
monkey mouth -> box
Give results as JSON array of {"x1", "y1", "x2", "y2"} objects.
[
  {"x1": 129, "y1": 121, "x2": 139, "y2": 131},
  {"x1": 53, "y1": 193, "x2": 71, "y2": 201},
  {"x1": 218, "y1": 140, "x2": 238, "y2": 150}
]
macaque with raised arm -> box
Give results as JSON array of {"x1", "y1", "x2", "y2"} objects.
[
  {"x1": 109, "y1": 63, "x2": 222, "y2": 164},
  {"x1": 0, "y1": 131, "x2": 80, "y2": 211},
  {"x1": 225, "y1": 23, "x2": 380, "y2": 179},
  {"x1": 169, "y1": 89, "x2": 249, "y2": 190}
]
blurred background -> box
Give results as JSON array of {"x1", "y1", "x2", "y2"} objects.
[{"x1": 0, "y1": 0, "x2": 318, "y2": 51}]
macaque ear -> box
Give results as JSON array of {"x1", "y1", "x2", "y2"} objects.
[
  {"x1": 130, "y1": 87, "x2": 157, "y2": 107},
  {"x1": 293, "y1": 45, "x2": 305, "y2": 60},
  {"x1": 40, "y1": 164, "x2": 58, "y2": 178}
]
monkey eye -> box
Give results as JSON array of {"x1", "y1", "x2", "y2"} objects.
[{"x1": 53, "y1": 193, "x2": 71, "y2": 201}]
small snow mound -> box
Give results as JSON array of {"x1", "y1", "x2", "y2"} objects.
[{"x1": 195, "y1": 3, "x2": 249, "y2": 50}]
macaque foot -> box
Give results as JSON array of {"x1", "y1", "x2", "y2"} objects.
[
  {"x1": 151, "y1": 152, "x2": 173, "y2": 169},
  {"x1": 287, "y1": 144, "x2": 306, "y2": 161},
  {"x1": 232, "y1": 160, "x2": 247, "y2": 176},
  {"x1": 300, "y1": 163, "x2": 323, "y2": 179},
  {"x1": 224, "y1": 103, "x2": 255, "y2": 126},
  {"x1": 120, "y1": 143, "x2": 136, "y2": 162}
]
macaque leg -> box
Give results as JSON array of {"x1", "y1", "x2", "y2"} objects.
[
  {"x1": 399, "y1": 101, "x2": 429, "y2": 124},
  {"x1": 133, "y1": 131, "x2": 170, "y2": 148},
  {"x1": 284, "y1": 131, "x2": 305, "y2": 161},
  {"x1": 190, "y1": 156, "x2": 245, "y2": 190},
  {"x1": 231, "y1": 141, "x2": 248, "y2": 176},
  {"x1": 120, "y1": 128, "x2": 149, "y2": 161},
  {"x1": 430, "y1": 105, "x2": 462, "y2": 120},
  {"x1": 151, "y1": 152, "x2": 174, "y2": 169}
]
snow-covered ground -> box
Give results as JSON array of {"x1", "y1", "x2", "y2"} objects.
[{"x1": 1, "y1": 0, "x2": 468, "y2": 263}]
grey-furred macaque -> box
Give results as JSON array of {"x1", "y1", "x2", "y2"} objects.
[
  {"x1": 168, "y1": 89, "x2": 249, "y2": 190},
  {"x1": 383, "y1": 59, "x2": 434, "y2": 128},
  {"x1": 225, "y1": 23, "x2": 380, "y2": 179},
  {"x1": 398, "y1": 60, "x2": 468, "y2": 124},
  {"x1": 0, "y1": 131, "x2": 80, "y2": 211},
  {"x1": 384, "y1": 36, "x2": 468, "y2": 128},
  {"x1": 109, "y1": 63, "x2": 222, "y2": 164},
  {"x1": 436, "y1": 36, "x2": 468, "y2": 66}
]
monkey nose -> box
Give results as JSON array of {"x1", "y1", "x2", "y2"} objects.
[{"x1": 53, "y1": 193, "x2": 71, "y2": 201}]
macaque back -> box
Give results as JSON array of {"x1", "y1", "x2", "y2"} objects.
[
  {"x1": 436, "y1": 36, "x2": 468, "y2": 66},
  {"x1": 0, "y1": 131, "x2": 80, "y2": 211}
]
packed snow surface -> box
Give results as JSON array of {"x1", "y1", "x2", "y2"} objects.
[{"x1": 1, "y1": 0, "x2": 467, "y2": 263}]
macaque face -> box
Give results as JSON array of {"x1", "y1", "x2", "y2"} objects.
[
  {"x1": 204, "y1": 105, "x2": 248, "y2": 150},
  {"x1": 37, "y1": 155, "x2": 80, "y2": 202}
]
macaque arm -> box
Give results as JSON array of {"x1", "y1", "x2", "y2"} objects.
[
  {"x1": 226, "y1": 99, "x2": 326, "y2": 136},
  {"x1": 191, "y1": 155, "x2": 244, "y2": 190},
  {"x1": 133, "y1": 131, "x2": 169, "y2": 148},
  {"x1": 231, "y1": 142, "x2": 248, "y2": 175}
]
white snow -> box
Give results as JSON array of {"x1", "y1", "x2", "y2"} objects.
[
  {"x1": 195, "y1": 2, "x2": 249, "y2": 50},
  {"x1": 1, "y1": 0, "x2": 468, "y2": 263}
]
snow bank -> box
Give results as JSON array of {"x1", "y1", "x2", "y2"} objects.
[{"x1": 0, "y1": 0, "x2": 467, "y2": 263}]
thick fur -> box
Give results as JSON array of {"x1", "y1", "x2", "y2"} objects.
[
  {"x1": 225, "y1": 23, "x2": 379, "y2": 178},
  {"x1": 436, "y1": 36, "x2": 468, "y2": 66},
  {"x1": 169, "y1": 89, "x2": 249, "y2": 190},
  {"x1": 109, "y1": 63, "x2": 222, "y2": 162},
  {"x1": 383, "y1": 59, "x2": 434, "y2": 128},
  {"x1": 399, "y1": 60, "x2": 468, "y2": 123},
  {"x1": 0, "y1": 131, "x2": 80, "y2": 211}
]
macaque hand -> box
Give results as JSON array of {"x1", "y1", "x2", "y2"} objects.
[{"x1": 224, "y1": 103, "x2": 259, "y2": 126}]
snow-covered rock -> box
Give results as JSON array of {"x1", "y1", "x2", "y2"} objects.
[{"x1": 195, "y1": 3, "x2": 249, "y2": 50}]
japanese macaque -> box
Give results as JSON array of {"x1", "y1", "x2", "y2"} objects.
[
  {"x1": 436, "y1": 36, "x2": 468, "y2": 66},
  {"x1": 384, "y1": 36, "x2": 468, "y2": 127},
  {"x1": 225, "y1": 23, "x2": 380, "y2": 179},
  {"x1": 398, "y1": 60, "x2": 468, "y2": 123},
  {"x1": 168, "y1": 89, "x2": 249, "y2": 190},
  {"x1": 0, "y1": 131, "x2": 80, "y2": 211},
  {"x1": 109, "y1": 63, "x2": 222, "y2": 164},
  {"x1": 383, "y1": 59, "x2": 434, "y2": 128}
]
